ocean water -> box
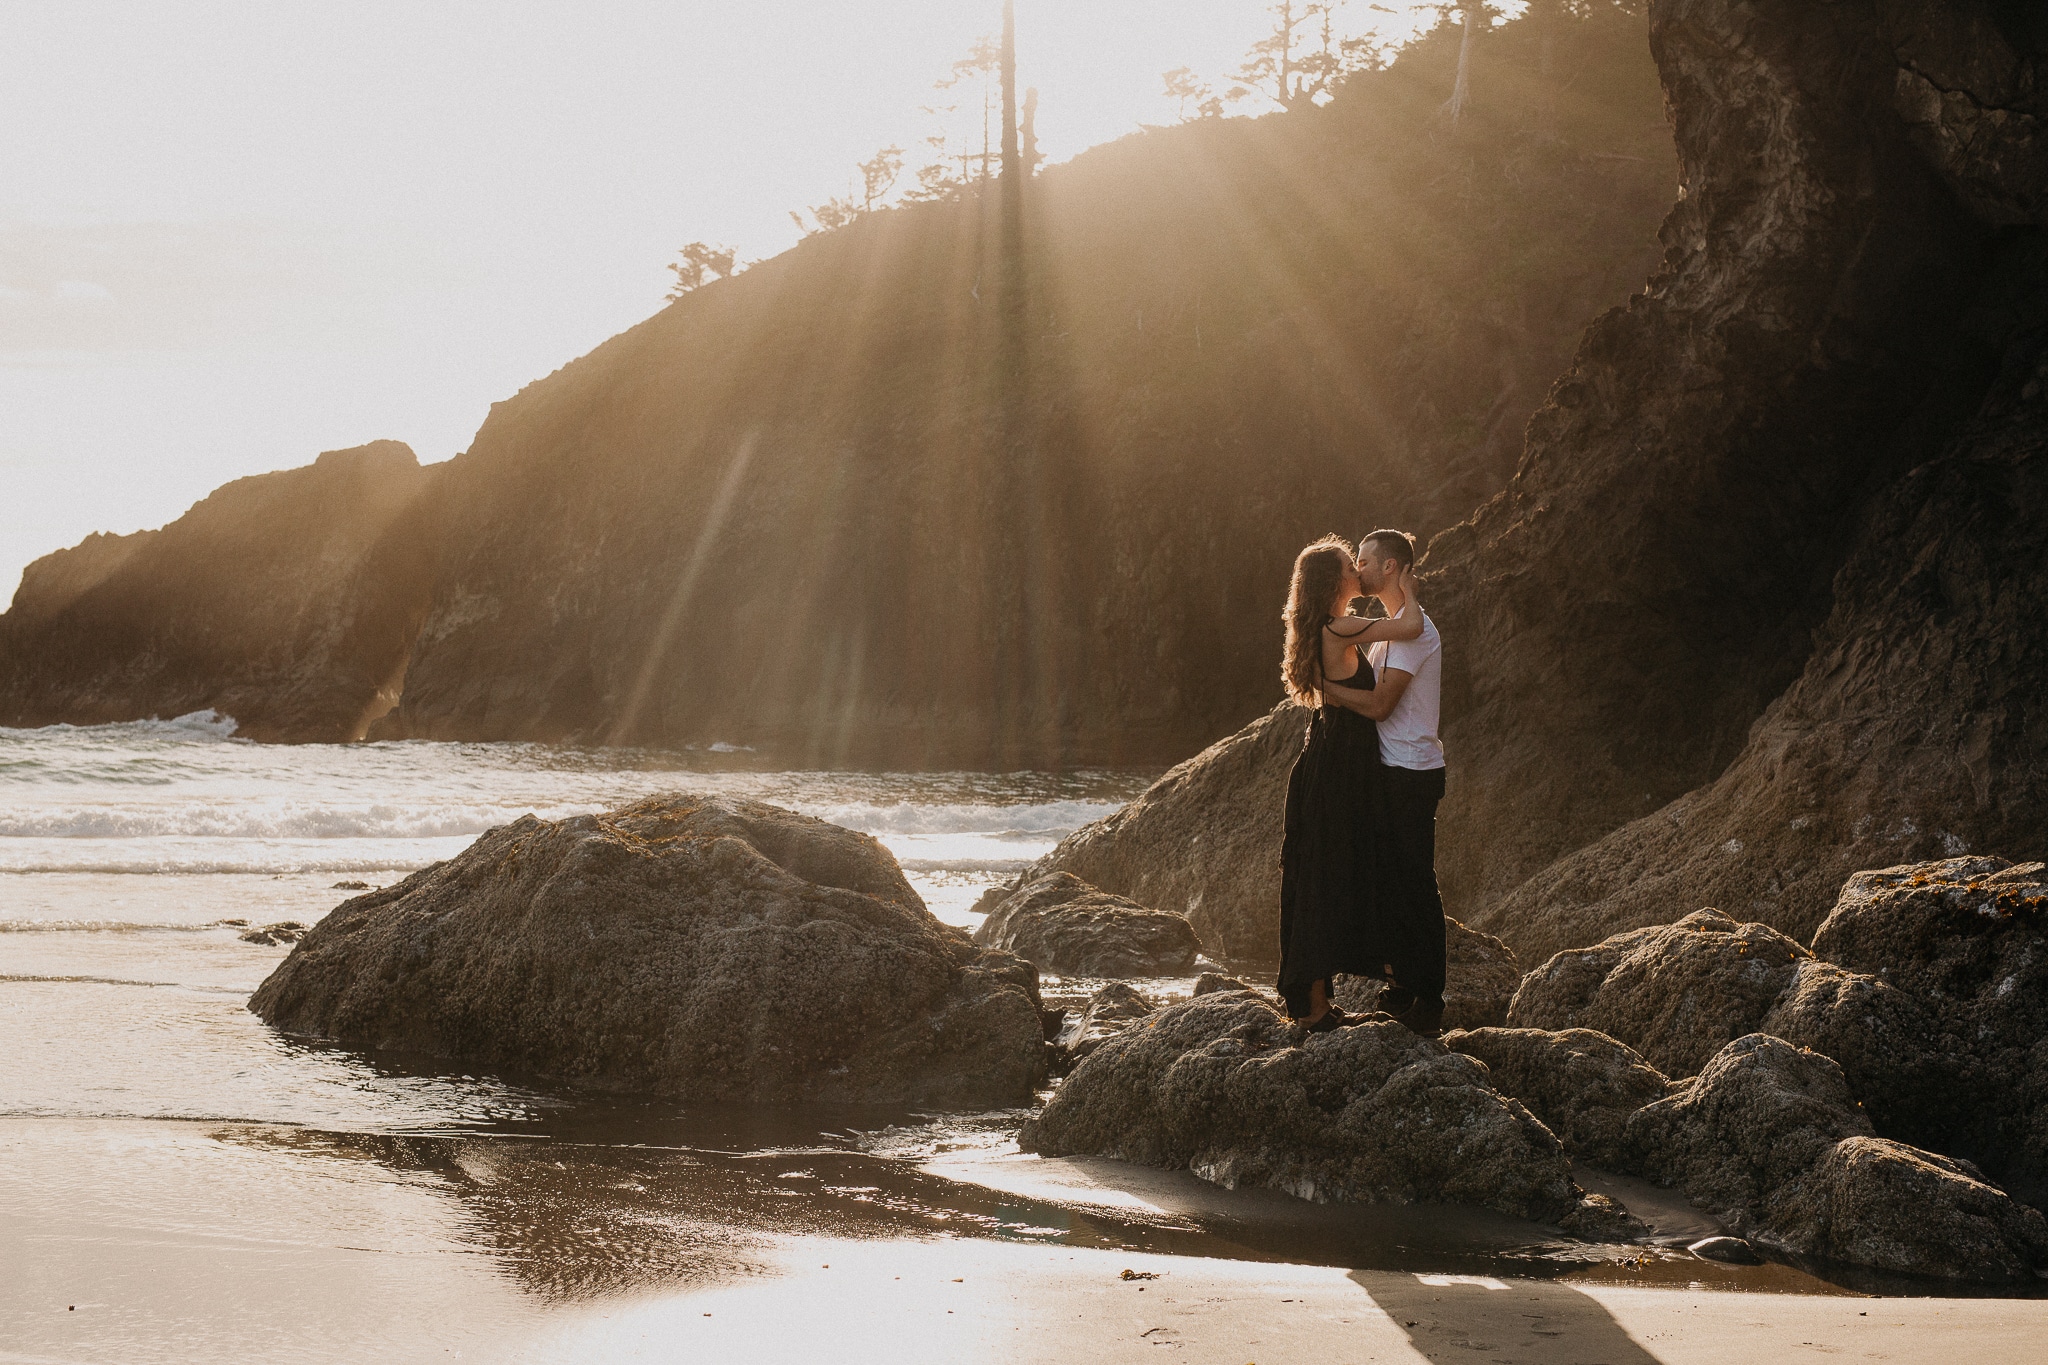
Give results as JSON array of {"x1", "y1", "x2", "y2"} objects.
[
  {"x1": 1, "y1": 716, "x2": 1933, "y2": 1362},
  {"x1": 0, "y1": 712, "x2": 1152, "y2": 1129}
]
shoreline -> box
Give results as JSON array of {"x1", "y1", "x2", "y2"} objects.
[{"x1": 8, "y1": 1113, "x2": 2046, "y2": 1365}]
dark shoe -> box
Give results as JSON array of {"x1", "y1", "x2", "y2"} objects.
[
  {"x1": 1296, "y1": 1010, "x2": 1346, "y2": 1034},
  {"x1": 1391, "y1": 997, "x2": 1445, "y2": 1039},
  {"x1": 1381, "y1": 983, "x2": 1417, "y2": 1015}
]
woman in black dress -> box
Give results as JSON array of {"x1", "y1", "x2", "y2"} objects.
[{"x1": 1276, "y1": 535, "x2": 1422, "y2": 1030}]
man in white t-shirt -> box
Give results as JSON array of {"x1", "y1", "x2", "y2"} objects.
[{"x1": 1320, "y1": 528, "x2": 1447, "y2": 1036}]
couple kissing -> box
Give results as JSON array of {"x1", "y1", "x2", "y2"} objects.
[{"x1": 1277, "y1": 529, "x2": 1447, "y2": 1037}]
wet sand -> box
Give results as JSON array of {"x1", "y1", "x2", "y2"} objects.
[
  {"x1": 8, "y1": 1114, "x2": 2046, "y2": 1364},
  {"x1": 529, "y1": 1238, "x2": 2048, "y2": 1365}
]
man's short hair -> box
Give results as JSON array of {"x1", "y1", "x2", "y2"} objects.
[{"x1": 1360, "y1": 528, "x2": 1415, "y2": 570}]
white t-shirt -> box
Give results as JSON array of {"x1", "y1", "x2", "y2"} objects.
[{"x1": 1367, "y1": 604, "x2": 1444, "y2": 771}]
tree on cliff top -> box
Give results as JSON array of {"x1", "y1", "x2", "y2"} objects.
[
  {"x1": 789, "y1": 146, "x2": 907, "y2": 238},
  {"x1": 1236, "y1": 1, "x2": 1344, "y2": 110},
  {"x1": 1163, "y1": 66, "x2": 1242, "y2": 121},
  {"x1": 666, "y1": 242, "x2": 737, "y2": 299}
]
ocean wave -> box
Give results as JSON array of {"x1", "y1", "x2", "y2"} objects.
[
  {"x1": 0, "y1": 804, "x2": 521, "y2": 840},
  {"x1": 4, "y1": 850, "x2": 1036, "y2": 879},
  {"x1": 0, "y1": 1107, "x2": 513, "y2": 1129},
  {"x1": 794, "y1": 798, "x2": 1117, "y2": 838},
  {"x1": 0, "y1": 855, "x2": 435, "y2": 876},
  {"x1": 0, "y1": 919, "x2": 223, "y2": 933},
  {"x1": 0, "y1": 918, "x2": 326, "y2": 933},
  {"x1": 0, "y1": 708, "x2": 242, "y2": 741},
  {"x1": 895, "y1": 858, "x2": 1036, "y2": 874},
  {"x1": 0, "y1": 972, "x2": 245, "y2": 992},
  {"x1": 0, "y1": 796, "x2": 1113, "y2": 844}
]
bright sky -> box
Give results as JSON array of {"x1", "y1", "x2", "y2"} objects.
[{"x1": 0, "y1": 1, "x2": 1449, "y2": 595}]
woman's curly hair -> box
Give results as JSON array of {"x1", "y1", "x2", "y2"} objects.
[{"x1": 1282, "y1": 534, "x2": 1355, "y2": 708}]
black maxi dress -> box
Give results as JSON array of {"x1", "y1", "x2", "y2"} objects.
[{"x1": 1276, "y1": 629, "x2": 1393, "y2": 1018}]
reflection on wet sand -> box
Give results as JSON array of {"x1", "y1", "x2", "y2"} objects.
[
  {"x1": 214, "y1": 1043, "x2": 2048, "y2": 1304},
  {"x1": 214, "y1": 1088, "x2": 1871, "y2": 1309},
  {"x1": 217, "y1": 1115, "x2": 1078, "y2": 1304},
  {"x1": 12, "y1": 1097, "x2": 2048, "y2": 1365},
  {"x1": 215, "y1": 1127, "x2": 772, "y2": 1302}
]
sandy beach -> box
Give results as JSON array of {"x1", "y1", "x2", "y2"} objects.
[
  {"x1": 526, "y1": 1238, "x2": 2048, "y2": 1365},
  {"x1": 13, "y1": 1171, "x2": 2046, "y2": 1365},
  {"x1": 7, "y1": 1112, "x2": 2046, "y2": 1365}
]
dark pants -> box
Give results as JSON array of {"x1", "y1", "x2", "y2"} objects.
[{"x1": 1380, "y1": 764, "x2": 1447, "y2": 1009}]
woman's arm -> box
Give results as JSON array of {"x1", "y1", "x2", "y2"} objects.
[
  {"x1": 1327, "y1": 568, "x2": 1425, "y2": 644},
  {"x1": 1351, "y1": 612, "x2": 1422, "y2": 645}
]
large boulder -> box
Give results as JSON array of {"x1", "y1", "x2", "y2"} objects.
[
  {"x1": 1505, "y1": 868, "x2": 2048, "y2": 1202},
  {"x1": 249, "y1": 795, "x2": 1048, "y2": 1107},
  {"x1": 1762, "y1": 1137, "x2": 2048, "y2": 1285},
  {"x1": 1055, "y1": 982, "x2": 1156, "y2": 1062},
  {"x1": 1027, "y1": 705, "x2": 1307, "y2": 960},
  {"x1": 1020, "y1": 992, "x2": 1601, "y2": 1225},
  {"x1": 1613, "y1": 1035, "x2": 2048, "y2": 1285},
  {"x1": 1444, "y1": 1027, "x2": 1676, "y2": 1170},
  {"x1": 1756, "y1": 957, "x2": 1975, "y2": 1164},
  {"x1": 973, "y1": 872, "x2": 1203, "y2": 977},
  {"x1": 1812, "y1": 858, "x2": 2048, "y2": 1022},
  {"x1": 1623, "y1": 1034, "x2": 1875, "y2": 1218},
  {"x1": 1506, "y1": 909, "x2": 1810, "y2": 1078},
  {"x1": 1333, "y1": 917, "x2": 1523, "y2": 1029},
  {"x1": 1809, "y1": 856, "x2": 2048, "y2": 1199},
  {"x1": 1627, "y1": 1033, "x2": 2048, "y2": 1283}
]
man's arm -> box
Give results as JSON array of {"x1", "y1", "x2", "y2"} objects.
[{"x1": 1323, "y1": 667, "x2": 1412, "y2": 721}]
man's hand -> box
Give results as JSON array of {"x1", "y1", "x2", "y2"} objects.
[{"x1": 1324, "y1": 667, "x2": 1413, "y2": 721}]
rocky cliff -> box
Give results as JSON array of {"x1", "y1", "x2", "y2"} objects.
[
  {"x1": 1445, "y1": 0, "x2": 2048, "y2": 957},
  {"x1": 1034, "y1": 0, "x2": 2046, "y2": 964},
  {"x1": 0, "y1": 441, "x2": 435, "y2": 742},
  {"x1": 0, "y1": 6, "x2": 1671, "y2": 762},
  {"x1": 1430, "y1": 0, "x2": 2047, "y2": 933}
]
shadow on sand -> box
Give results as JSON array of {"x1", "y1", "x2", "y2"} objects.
[{"x1": 1352, "y1": 1268, "x2": 1665, "y2": 1364}]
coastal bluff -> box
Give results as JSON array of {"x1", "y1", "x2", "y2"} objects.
[
  {"x1": 0, "y1": 440, "x2": 434, "y2": 743},
  {"x1": 0, "y1": 5, "x2": 1673, "y2": 763},
  {"x1": 1032, "y1": 0, "x2": 2048, "y2": 962}
]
